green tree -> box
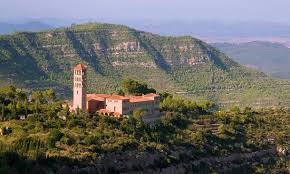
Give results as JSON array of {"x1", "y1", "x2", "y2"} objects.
[
  {"x1": 121, "y1": 78, "x2": 156, "y2": 96},
  {"x1": 133, "y1": 108, "x2": 146, "y2": 120},
  {"x1": 230, "y1": 106, "x2": 241, "y2": 114},
  {"x1": 24, "y1": 100, "x2": 28, "y2": 116},
  {"x1": 48, "y1": 129, "x2": 64, "y2": 148},
  {"x1": 0, "y1": 94, "x2": 5, "y2": 104},
  {"x1": 43, "y1": 89, "x2": 56, "y2": 103},
  {"x1": 159, "y1": 92, "x2": 172, "y2": 101},
  {"x1": 16, "y1": 101, "x2": 23, "y2": 114},
  {"x1": 34, "y1": 102, "x2": 40, "y2": 114},
  {"x1": 31, "y1": 91, "x2": 44, "y2": 104},
  {"x1": 64, "y1": 104, "x2": 70, "y2": 116},
  {"x1": 15, "y1": 90, "x2": 27, "y2": 102},
  {"x1": 7, "y1": 102, "x2": 17, "y2": 118},
  {"x1": 160, "y1": 97, "x2": 202, "y2": 114},
  {"x1": 1, "y1": 104, "x2": 5, "y2": 120},
  {"x1": 117, "y1": 89, "x2": 125, "y2": 96},
  {"x1": 0, "y1": 85, "x2": 16, "y2": 101}
]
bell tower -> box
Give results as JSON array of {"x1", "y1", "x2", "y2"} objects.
[{"x1": 73, "y1": 64, "x2": 87, "y2": 111}]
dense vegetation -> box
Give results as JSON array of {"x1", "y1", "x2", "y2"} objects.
[
  {"x1": 0, "y1": 85, "x2": 289, "y2": 173},
  {"x1": 1, "y1": 23, "x2": 290, "y2": 108}
]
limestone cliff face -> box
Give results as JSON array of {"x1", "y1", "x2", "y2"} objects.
[
  {"x1": 0, "y1": 23, "x2": 289, "y2": 107},
  {"x1": 32, "y1": 24, "x2": 233, "y2": 72}
]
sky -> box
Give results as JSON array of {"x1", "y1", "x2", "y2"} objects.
[{"x1": 1, "y1": 0, "x2": 290, "y2": 24}]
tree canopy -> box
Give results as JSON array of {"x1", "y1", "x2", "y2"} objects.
[{"x1": 121, "y1": 78, "x2": 156, "y2": 96}]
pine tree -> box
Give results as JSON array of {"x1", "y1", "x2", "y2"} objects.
[
  {"x1": 11, "y1": 101, "x2": 17, "y2": 118},
  {"x1": 1, "y1": 104, "x2": 5, "y2": 120},
  {"x1": 64, "y1": 104, "x2": 70, "y2": 116},
  {"x1": 76, "y1": 107, "x2": 80, "y2": 115},
  {"x1": 24, "y1": 100, "x2": 28, "y2": 116},
  {"x1": 34, "y1": 102, "x2": 39, "y2": 114}
]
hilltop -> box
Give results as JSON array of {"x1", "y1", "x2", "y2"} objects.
[{"x1": 1, "y1": 23, "x2": 290, "y2": 107}]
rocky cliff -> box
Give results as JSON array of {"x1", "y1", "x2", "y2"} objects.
[{"x1": 1, "y1": 23, "x2": 290, "y2": 107}]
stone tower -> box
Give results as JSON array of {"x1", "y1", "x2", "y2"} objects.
[{"x1": 73, "y1": 64, "x2": 87, "y2": 111}]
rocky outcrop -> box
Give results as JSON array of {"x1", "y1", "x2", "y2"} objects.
[{"x1": 112, "y1": 61, "x2": 157, "y2": 68}]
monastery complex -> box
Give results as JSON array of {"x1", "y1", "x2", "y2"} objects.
[{"x1": 72, "y1": 64, "x2": 160, "y2": 118}]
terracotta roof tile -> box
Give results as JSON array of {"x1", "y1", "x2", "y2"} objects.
[
  {"x1": 87, "y1": 93, "x2": 111, "y2": 101},
  {"x1": 129, "y1": 98, "x2": 153, "y2": 102},
  {"x1": 143, "y1": 93, "x2": 160, "y2": 97},
  {"x1": 74, "y1": 64, "x2": 87, "y2": 70},
  {"x1": 106, "y1": 95, "x2": 129, "y2": 100},
  {"x1": 129, "y1": 95, "x2": 155, "y2": 102},
  {"x1": 87, "y1": 93, "x2": 158, "y2": 103}
]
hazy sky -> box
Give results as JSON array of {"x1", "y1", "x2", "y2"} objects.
[{"x1": 1, "y1": 0, "x2": 290, "y2": 23}]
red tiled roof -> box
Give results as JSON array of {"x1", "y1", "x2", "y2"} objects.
[
  {"x1": 130, "y1": 98, "x2": 153, "y2": 103},
  {"x1": 143, "y1": 93, "x2": 160, "y2": 97},
  {"x1": 128, "y1": 93, "x2": 159, "y2": 103},
  {"x1": 129, "y1": 96, "x2": 153, "y2": 103},
  {"x1": 106, "y1": 95, "x2": 129, "y2": 100},
  {"x1": 74, "y1": 64, "x2": 87, "y2": 70},
  {"x1": 87, "y1": 93, "x2": 111, "y2": 101},
  {"x1": 94, "y1": 94, "x2": 112, "y2": 98},
  {"x1": 87, "y1": 93, "x2": 158, "y2": 102}
]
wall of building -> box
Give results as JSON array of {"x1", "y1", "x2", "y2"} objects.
[
  {"x1": 105, "y1": 99, "x2": 128, "y2": 115},
  {"x1": 104, "y1": 97, "x2": 160, "y2": 117},
  {"x1": 87, "y1": 100, "x2": 105, "y2": 113}
]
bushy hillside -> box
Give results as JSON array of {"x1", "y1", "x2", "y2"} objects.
[
  {"x1": 213, "y1": 41, "x2": 290, "y2": 79},
  {"x1": 0, "y1": 23, "x2": 290, "y2": 107},
  {"x1": 0, "y1": 85, "x2": 289, "y2": 173}
]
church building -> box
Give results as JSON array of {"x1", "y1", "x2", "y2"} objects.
[{"x1": 72, "y1": 64, "x2": 160, "y2": 118}]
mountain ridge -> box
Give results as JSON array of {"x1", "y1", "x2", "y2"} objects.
[
  {"x1": 0, "y1": 22, "x2": 290, "y2": 107},
  {"x1": 213, "y1": 41, "x2": 290, "y2": 79},
  {"x1": 0, "y1": 21, "x2": 53, "y2": 35}
]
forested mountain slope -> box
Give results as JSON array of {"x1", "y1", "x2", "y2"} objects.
[
  {"x1": 213, "y1": 41, "x2": 290, "y2": 79},
  {"x1": 0, "y1": 23, "x2": 290, "y2": 107}
]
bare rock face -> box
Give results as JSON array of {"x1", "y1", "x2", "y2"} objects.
[
  {"x1": 112, "y1": 61, "x2": 157, "y2": 68},
  {"x1": 113, "y1": 41, "x2": 140, "y2": 52}
]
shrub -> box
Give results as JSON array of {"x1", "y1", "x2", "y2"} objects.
[
  {"x1": 60, "y1": 135, "x2": 75, "y2": 146},
  {"x1": 47, "y1": 129, "x2": 64, "y2": 148},
  {"x1": 83, "y1": 135, "x2": 97, "y2": 145}
]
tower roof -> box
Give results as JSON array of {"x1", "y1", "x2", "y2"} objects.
[{"x1": 74, "y1": 64, "x2": 87, "y2": 70}]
